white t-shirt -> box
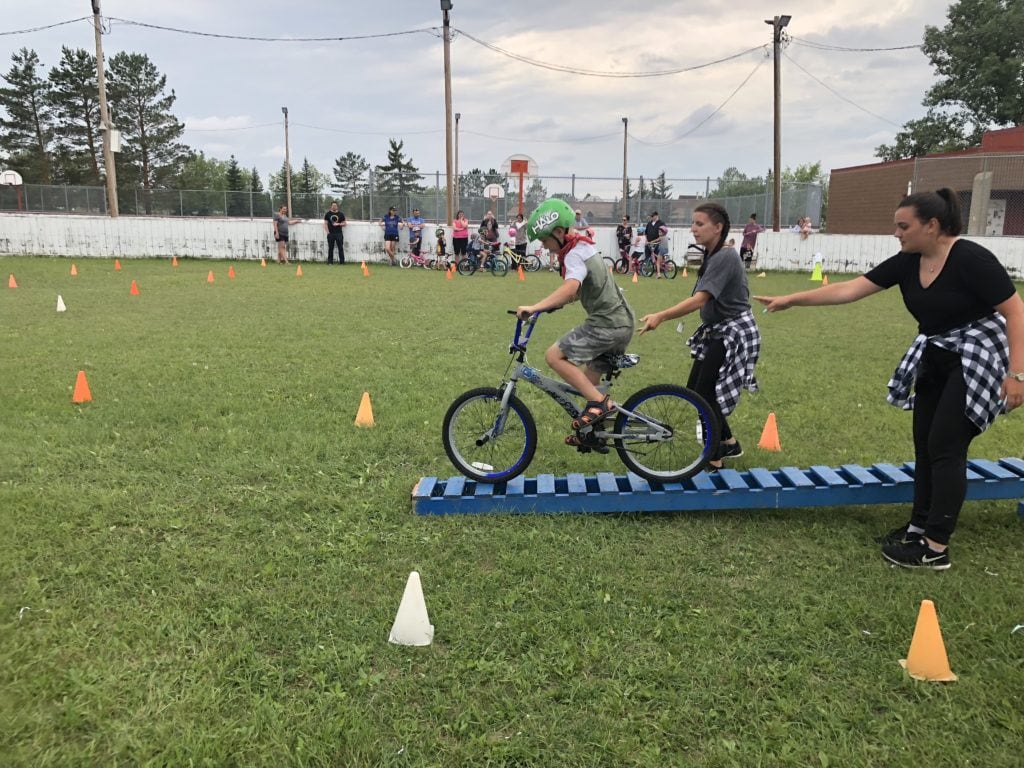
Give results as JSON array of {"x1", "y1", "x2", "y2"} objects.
[{"x1": 562, "y1": 240, "x2": 598, "y2": 283}]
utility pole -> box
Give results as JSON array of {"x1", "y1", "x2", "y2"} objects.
[
  {"x1": 621, "y1": 117, "x2": 628, "y2": 217},
  {"x1": 765, "y1": 13, "x2": 791, "y2": 231},
  {"x1": 454, "y1": 111, "x2": 461, "y2": 210},
  {"x1": 441, "y1": 1, "x2": 454, "y2": 224},
  {"x1": 282, "y1": 106, "x2": 292, "y2": 216},
  {"x1": 91, "y1": 0, "x2": 118, "y2": 217}
]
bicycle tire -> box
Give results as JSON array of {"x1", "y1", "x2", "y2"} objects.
[
  {"x1": 398, "y1": 255, "x2": 413, "y2": 269},
  {"x1": 524, "y1": 254, "x2": 542, "y2": 272},
  {"x1": 442, "y1": 387, "x2": 537, "y2": 483},
  {"x1": 639, "y1": 260, "x2": 655, "y2": 278},
  {"x1": 614, "y1": 257, "x2": 631, "y2": 275},
  {"x1": 613, "y1": 384, "x2": 719, "y2": 482},
  {"x1": 663, "y1": 259, "x2": 678, "y2": 279},
  {"x1": 457, "y1": 258, "x2": 476, "y2": 276},
  {"x1": 423, "y1": 258, "x2": 436, "y2": 269},
  {"x1": 491, "y1": 259, "x2": 509, "y2": 277},
  {"x1": 603, "y1": 255, "x2": 616, "y2": 272}
]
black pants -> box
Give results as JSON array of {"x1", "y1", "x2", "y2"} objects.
[
  {"x1": 909, "y1": 347, "x2": 980, "y2": 545},
  {"x1": 327, "y1": 233, "x2": 345, "y2": 263},
  {"x1": 686, "y1": 337, "x2": 732, "y2": 458}
]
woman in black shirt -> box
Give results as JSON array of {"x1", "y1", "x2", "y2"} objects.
[{"x1": 756, "y1": 189, "x2": 1024, "y2": 570}]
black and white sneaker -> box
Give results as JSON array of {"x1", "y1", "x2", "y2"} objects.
[
  {"x1": 719, "y1": 440, "x2": 743, "y2": 459},
  {"x1": 876, "y1": 524, "x2": 915, "y2": 546},
  {"x1": 882, "y1": 537, "x2": 951, "y2": 570}
]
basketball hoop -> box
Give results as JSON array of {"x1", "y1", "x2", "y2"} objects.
[
  {"x1": 499, "y1": 154, "x2": 540, "y2": 215},
  {"x1": 483, "y1": 183, "x2": 505, "y2": 211}
]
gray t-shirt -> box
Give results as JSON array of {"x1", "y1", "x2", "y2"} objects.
[
  {"x1": 694, "y1": 246, "x2": 751, "y2": 326},
  {"x1": 274, "y1": 213, "x2": 290, "y2": 239}
]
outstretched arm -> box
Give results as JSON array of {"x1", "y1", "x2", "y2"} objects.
[
  {"x1": 638, "y1": 291, "x2": 712, "y2": 334},
  {"x1": 516, "y1": 279, "x2": 580, "y2": 318},
  {"x1": 754, "y1": 275, "x2": 883, "y2": 312}
]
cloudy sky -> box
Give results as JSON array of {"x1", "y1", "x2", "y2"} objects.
[{"x1": 6, "y1": 1, "x2": 946, "y2": 198}]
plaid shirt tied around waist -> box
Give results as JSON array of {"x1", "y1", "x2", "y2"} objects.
[
  {"x1": 887, "y1": 313, "x2": 1009, "y2": 432},
  {"x1": 687, "y1": 309, "x2": 761, "y2": 416}
]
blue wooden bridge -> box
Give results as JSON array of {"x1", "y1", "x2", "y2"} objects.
[{"x1": 412, "y1": 458, "x2": 1024, "y2": 517}]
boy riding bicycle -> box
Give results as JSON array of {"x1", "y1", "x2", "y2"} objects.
[{"x1": 515, "y1": 198, "x2": 635, "y2": 445}]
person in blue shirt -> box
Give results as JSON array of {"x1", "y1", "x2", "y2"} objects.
[
  {"x1": 404, "y1": 208, "x2": 426, "y2": 257},
  {"x1": 379, "y1": 206, "x2": 402, "y2": 266}
]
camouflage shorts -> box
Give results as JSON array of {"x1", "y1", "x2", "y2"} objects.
[{"x1": 556, "y1": 323, "x2": 633, "y2": 374}]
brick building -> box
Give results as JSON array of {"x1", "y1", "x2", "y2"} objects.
[{"x1": 828, "y1": 125, "x2": 1024, "y2": 235}]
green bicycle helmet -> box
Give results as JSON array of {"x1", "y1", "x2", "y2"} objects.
[{"x1": 527, "y1": 198, "x2": 575, "y2": 242}]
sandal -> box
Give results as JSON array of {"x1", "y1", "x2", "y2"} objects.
[
  {"x1": 571, "y1": 395, "x2": 614, "y2": 431},
  {"x1": 565, "y1": 433, "x2": 609, "y2": 454}
]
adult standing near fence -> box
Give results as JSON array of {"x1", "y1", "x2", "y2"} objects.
[
  {"x1": 323, "y1": 201, "x2": 347, "y2": 265},
  {"x1": 404, "y1": 207, "x2": 426, "y2": 257},
  {"x1": 573, "y1": 209, "x2": 594, "y2": 237},
  {"x1": 755, "y1": 188, "x2": 1024, "y2": 570},
  {"x1": 512, "y1": 212, "x2": 528, "y2": 257},
  {"x1": 616, "y1": 215, "x2": 633, "y2": 259},
  {"x1": 380, "y1": 206, "x2": 402, "y2": 266},
  {"x1": 452, "y1": 210, "x2": 469, "y2": 262},
  {"x1": 740, "y1": 213, "x2": 764, "y2": 270},
  {"x1": 273, "y1": 205, "x2": 301, "y2": 264},
  {"x1": 645, "y1": 211, "x2": 669, "y2": 278},
  {"x1": 638, "y1": 202, "x2": 761, "y2": 470},
  {"x1": 480, "y1": 210, "x2": 499, "y2": 247}
]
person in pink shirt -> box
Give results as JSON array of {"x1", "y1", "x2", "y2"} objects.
[
  {"x1": 740, "y1": 213, "x2": 765, "y2": 269},
  {"x1": 452, "y1": 210, "x2": 470, "y2": 262}
]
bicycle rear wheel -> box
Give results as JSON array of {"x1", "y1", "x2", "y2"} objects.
[
  {"x1": 524, "y1": 254, "x2": 542, "y2": 272},
  {"x1": 456, "y1": 258, "x2": 476, "y2": 276},
  {"x1": 614, "y1": 256, "x2": 631, "y2": 275},
  {"x1": 663, "y1": 259, "x2": 678, "y2": 279},
  {"x1": 490, "y1": 259, "x2": 509, "y2": 277},
  {"x1": 442, "y1": 387, "x2": 537, "y2": 483},
  {"x1": 399, "y1": 255, "x2": 413, "y2": 269},
  {"x1": 639, "y1": 259, "x2": 655, "y2": 278},
  {"x1": 613, "y1": 384, "x2": 718, "y2": 482}
]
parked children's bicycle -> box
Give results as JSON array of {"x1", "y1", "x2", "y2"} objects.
[
  {"x1": 614, "y1": 249, "x2": 678, "y2": 278},
  {"x1": 441, "y1": 311, "x2": 718, "y2": 483},
  {"x1": 399, "y1": 250, "x2": 438, "y2": 269},
  {"x1": 502, "y1": 244, "x2": 543, "y2": 272},
  {"x1": 457, "y1": 242, "x2": 509, "y2": 276}
]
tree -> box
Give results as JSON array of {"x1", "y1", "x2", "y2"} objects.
[
  {"x1": 374, "y1": 138, "x2": 422, "y2": 198},
  {"x1": 175, "y1": 151, "x2": 228, "y2": 190},
  {"x1": 649, "y1": 172, "x2": 673, "y2": 200},
  {"x1": 224, "y1": 154, "x2": 247, "y2": 216},
  {"x1": 875, "y1": 0, "x2": 1023, "y2": 159},
  {"x1": 107, "y1": 51, "x2": 188, "y2": 210},
  {"x1": 459, "y1": 168, "x2": 486, "y2": 198},
  {"x1": 331, "y1": 151, "x2": 369, "y2": 197},
  {"x1": 46, "y1": 47, "x2": 101, "y2": 185},
  {"x1": 0, "y1": 47, "x2": 54, "y2": 183},
  {"x1": 524, "y1": 177, "x2": 547, "y2": 209},
  {"x1": 709, "y1": 167, "x2": 766, "y2": 198},
  {"x1": 249, "y1": 165, "x2": 271, "y2": 217}
]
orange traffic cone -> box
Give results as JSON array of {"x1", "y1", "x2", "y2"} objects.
[
  {"x1": 228, "y1": 265, "x2": 236, "y2": 279},
  {"x1": 757, "y1": 412, "x2": 782, "y2": 452},
  {"x1": 362, "y1": 262, "x2": 370, "y2": 278},
  {"x1": 72, "y1": 370, "x2": 92, "y2": 404},
  {"x1": 295, "y1": 264, "x2": 303, "y2": 277},
  {"x1": 354, "y1": 392, "x2": 375, "y2": 427},
  {"x1": 518, "y1": 265, "x2": 525, "y2": 281},
  {"x1": 8, "y1": 274, "x2": 17, "y2": 288},
  {"x1": 207, "y1": 271, "x2": 215, "y2": 283},
  {"x1": 114, "y1": 259, "x2": 122, "y2": 271},
  {"x1": 172, "y1": 256, "x2": 179, "y2": 268},
  {"x1": 900, "y1": 600, "x2": 957, "y2": 681},
  {"x1": 445, "y1": 266, "x2": 453, "y2": 281},
  {"x1": 129, "y1": 279, "x2": 140, "y2": 296},
  {"x1": 70, "y1": 263, "x2": 78, "y2": 276},
  {"x1": 631, "y1": 272, "x2": 638, "y2": 284},
  {"x1": 260, "y1": 258, "x2": 267, "y2": 267},
  {"x1": 822, "y1": 274, "x2": 829, "y2": 286},
  {"x1": 683, "y1": 266, "x2": 688, "y2": 277}
]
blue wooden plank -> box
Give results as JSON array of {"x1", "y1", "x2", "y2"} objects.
[
  {"x1": 596, "y1": 472, "x2": 619, "y2": 495},
  {"x1": 872, "y1": 463, "x2": 914, "y2": 484},
  {"x1": 999, "y1": 457, "x2": 1024, "y2": 476},
  {"x1": 809, "y1": 465, "x2": 848, "y2": 488},
  {"x1": 691, "y1": 472, "x2": 718, "y2": 491},
  {"x1": 968, "y1": 459, "x2": 1018, "y2": 481},
  {"x1": 839, "y1": 465, "x2": 881, "y2": 486},
  {"x1": 717, "y1": 468, "x2": 750, "y2": 491},
  {"x1": 443, "y1": 476, "x2": 466, "y2": 498},
  {"x1": 779, "y1": 467, "x2": 814, "y2": 488},
  {"x1": 566, "y1": 473, "x2": 588, "y2": 495},
  {"x1": 413, "y1": 476, "x2": 438, "y2": 500},
  {"x1": 505, "y1": 475, "x2": 526, "y2": 497},
  {"x1": 626, "y1": 473, "x2": 652, "y2": 494},
  {"x1": 748, "y1": 468, "x2": 783, "y2": 490},
  {"x1": 536, "y1": 474, "x2": 556, "y2": 495},
  {"x1": 475, "y1": 481, "x2": 495, "y2": 498}
]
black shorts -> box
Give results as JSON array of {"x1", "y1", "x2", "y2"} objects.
[
  {"x1": 453, "y1": 238, "x2": 468, "y2": 256},
  {"x1": 275, "y1": 235, "x2": 288, "y2": 243},
  {"x1": 384, "y1": 234, "x2": 399, "y2": 242}
]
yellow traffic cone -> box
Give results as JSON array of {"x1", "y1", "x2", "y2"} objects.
[
  {"x1": 900, "y1": 600, "x2": 957, "y2": 681},
  {"x1": 355, "y1": 392, "x2": 375, "y2": 427}
]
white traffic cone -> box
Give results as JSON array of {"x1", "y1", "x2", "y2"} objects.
[
  {"x1": 56, "y1": 294, "x2": 67, "y2": 313},
  {"x1": 388, "y1": 571, "x2": 434, "y2": 646}
]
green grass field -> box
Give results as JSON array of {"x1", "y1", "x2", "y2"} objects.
[{"x1": 2, "y1": 255, "x2": 1022, "y2": 766}]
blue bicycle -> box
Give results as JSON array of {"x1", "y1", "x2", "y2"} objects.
[{"x1": 441, "y1": 312, "x2": 719, "y2": 483}]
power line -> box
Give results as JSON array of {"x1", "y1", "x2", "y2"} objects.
[
  {"x1": 105, "y1": 16, "x2": 436, "y2": 43},
  {"x1": 183, "y1": 121, "x2": 280, "y2": 132},
  {"x1": 454, "y1": 28, "x2": 767, "y2": 78},
  {"x1": 783, "y1": 51, "x2": 901, "y2": 127},
  {"x1": 628, "y1": 56, "x2": 768, "y2": 146},
  {"x1": 789, "y1": 35, "x2": 921, "y2": 52},
  {"x1": 0, "y1": 16, "x2": 91, "y2": 36}
]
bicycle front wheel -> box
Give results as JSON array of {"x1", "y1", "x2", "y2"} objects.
[
  {"x1": 456, "y1": 258, "x2": 476, "y2": 276},
  {"x1": 613, "y1": 384, "x2": 719, "y2": 482},
  {"x1": 399, "y1": 255, "x2": 413, "y2": 269},
  {"x1": 490, "y1": 259, "x2": 509, "y2": 277},
  {"x1": 614, "y1": 257, "x2": 631, "y2": 275},
  {"x1": 524, "y1": 254, "x2": 542, "y2": 272},
  {"x1": 442, "y1": 387, "x2": 537, "y2": 483},
  {"x1": 663, "y1": 259, "x2": 678, "y2": 279},
  {"x1": 639, "y1": 259, "x2": 655, "y2": 278}
]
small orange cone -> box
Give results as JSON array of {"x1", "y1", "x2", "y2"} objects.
[
  {"x1": 900, "y1": 600, "x2": 957, "y2": 681},
  {"x1": 207, "y1": 271, "x2": 215, "y2": 283},
  {"x1": 8, "y1": 274, "x2": 17, "y2": 288},
  {"x1": 260, "y1": 258, "x2": 267, "y2": 268},
  {"x1": 295, "y1": 264, "x2": 303, "y2": 277},
  {"x1": 130, "y1": 279, "x2": 140, "y2": 296},
  {"x1": 631, "y1": 272, "x2": 638, "y2": 284},
  {"x1": 518, "y1": 265, "x2": 525, "y2": 281},
  {"x1": 114, "y1": 259, "x2": 122, "y2": 271},
  {"x1": 445, "y1": 266, "x2": 452, "y2": 281},
  {"x1": 70, "y1": 263, "x2": 78, "y2": 276},
  {"x1": 354, "y1": 391, "x2": 375, "y2": 427},
  {"x1": 757, "y1": 412, "x2": 782, "y2": 452},
  {"x1": 72, "y1": 370, "x2": 92, "y2": 404},
  {"x1": 228, "y1": 265, "x2": 236, "y2": 279},
  {"x1": 683, "y1": 266, "x2": 688, "y2": 277},
  {"x1": 822, "y1": 274, "x2": 829, "y2": 286},
  {"x1": 362, "y1": 262, "x2": 370, "y2": 278},
  {"x1": 172, "y1": 256, "x2": 179, "y2": 268}
]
